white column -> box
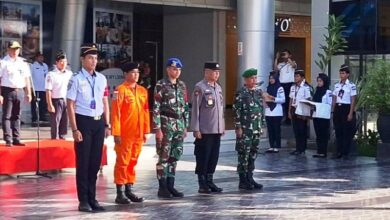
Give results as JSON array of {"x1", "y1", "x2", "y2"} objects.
[{"x1": 237, "y1": 0, "x2": 275, "y2": 90}]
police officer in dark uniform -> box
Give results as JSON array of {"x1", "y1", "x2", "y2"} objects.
[
  {"x1": 190, "y1": 61, "x2": 225, "y2": 194},
  {"x1": 67, "y1": 44, "x2": 110, "y2": 212}
]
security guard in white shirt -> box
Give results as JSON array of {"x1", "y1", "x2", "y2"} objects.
[
  {"x1": 45, "y1": 50, "x2": 72, "y2": 139},
  {"x1": 30, "y1": 52, "x2": 49, "y2": 122},
  {"x1": 0, "y1": 41, "x2": 32, "y2": 146},
  {"x1": 332, "y1": 64, "x2": 357, "y2": 160},
  {"x1": 288, "y1": 70, "x2": 312, "y2": 155},
  {"x1": 67, "y1": 43, "x2": 110, "y2": 212}
]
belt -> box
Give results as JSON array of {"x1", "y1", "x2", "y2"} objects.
[
  {"x1": 161, "y1": 111, "x2": 182, "y2": 119},
  {"x1": 52, "y1": 98, "x2": 65, "y2": 101},
  {"x1": 76, "y1": 114, "x2": 102, "y2": 120},
  {"x1": 336, "y1": 103, "x2": 351, "y2": 106}
]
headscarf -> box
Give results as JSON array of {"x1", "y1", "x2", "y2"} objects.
[
  {"x1": 313, "y1": 73, "x2": 330, "y2": 103},
  {"x1": 266, "y1": 72, "x2": 281, "y2": 111}
]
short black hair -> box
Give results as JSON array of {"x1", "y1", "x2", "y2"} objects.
[{"x1": 281, "y1": 49, "x2": 291, "y2": 55}]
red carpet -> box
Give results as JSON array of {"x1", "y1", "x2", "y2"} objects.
[{"x1": 0, "y1": 140, "x2": 107, "y2": 174}]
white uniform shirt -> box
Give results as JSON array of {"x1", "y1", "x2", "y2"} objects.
[
  {"x1": 277, "y1": 62, "x2": 295, "y2": 83},
  {"x1": 31, "y1": 61, "x2": 48, "y2": 91},
  {"x1": 321, "y1": 90, "x2": 333, "y2": 105},
  {"x1": 66, "y1": 68, "x2": 108, "y2": 117},
  {"x1": 332, "y1": 79, "x2": 357, "y2": 104},
  {"x1": 289, "y1": 80, "x2": 312, "y2": 107},
  {"x1": 45, "y1": 67, "x2": 73, "y2": 99},
  {"x1": 265, "y1": 86, "x2": 285, "y2": 117},
  {"x1": 0, "y1": 55, "x2": 31, "y2": 89}
]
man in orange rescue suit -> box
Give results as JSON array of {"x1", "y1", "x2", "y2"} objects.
[{"x1": 112, "y1": 62, "x2": 150, "y2": 204}]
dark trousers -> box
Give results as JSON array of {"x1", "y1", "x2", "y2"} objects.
[
  {"x1": 74, "y1": 114, "x2": 105, "y2": 203},
  {"x1": 50, "y1": 98, "x2": 68, "y2": 139},
  {"x1": 1, "y1": 87, "x2": 21, "y2": 143},
  {"x1": 266, "y1": 116, "x2": 282, "y2": 148},
  {"x1": 281, "y1": 82, "x2": 293, "y2": 122},
  {"x1": 292, "y1": 116, "x2": 308, "y2": 152},
  {"x1": 31, "y1": 91, "x2": 47, "y2": 121},
  {"x1": 313, "y1": 118, "x2": 330, "y2": 155},
  {"x1": 194, "y1": 134, "x2": 221, "y2": 175},
  {"x1": 333, "y1": 104, "x2": 356, "y2": 156}
]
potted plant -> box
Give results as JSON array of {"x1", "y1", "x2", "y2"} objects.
[{"x1": 357, "y1": 60, "x2": 390, "y2": 143}]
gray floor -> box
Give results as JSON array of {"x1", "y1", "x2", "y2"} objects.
[{"x1": 2, "y1": 125, "x2": 390, "y2": 220}]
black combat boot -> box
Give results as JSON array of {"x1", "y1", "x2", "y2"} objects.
[
  {"x1": 198, "y1": 175, "x2": 211, "y2": 194},
  {"x1": 115, "y1": 185, "x2": 130, "y2": 204},
  {"x1": 206, "y1": 174, "x2": 223, "y2": 193},
  {"x1": 166, "y1": 177, "x2": 184, "y2": 198},
  {"x1": 247, "y1": 172, "x2": 263, "y2": 190},
  {"x1": 125, "y1": 184, "x2": 144, "y2": 202},
  {"x1": 158, "y1": 178, "x2": 172, "y2": 198},
  {"x1": 238, "y1": 173, "x2": 254, "y2": 190}
]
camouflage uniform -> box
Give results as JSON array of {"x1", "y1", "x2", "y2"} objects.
[
  {"x1": 153, "y1": 78, "x2": 189, "y2": 179},
  {"x1": 233, "y1": 87, "x2": 263, "y2": 174}
]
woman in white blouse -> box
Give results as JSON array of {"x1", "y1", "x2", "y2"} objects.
[
  {"x1": 263, "y1": 72, "x2": 285, "y2": 153},
  {"x1": 312, "y1": 73, "x2": 332, "y2": 158}
]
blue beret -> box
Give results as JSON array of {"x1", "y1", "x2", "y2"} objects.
[
  {"x1": 166, "y1": 58, "x2": 183, "y2": 68},
  {"x1": 242, "y1": 68, "x2": 257, "y2": 78}
]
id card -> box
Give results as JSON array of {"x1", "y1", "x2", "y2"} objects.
[{"x1": 90, "y1": 100, "x2": 96, "y2": 109}]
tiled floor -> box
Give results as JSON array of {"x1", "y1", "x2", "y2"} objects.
[{"x1": 2, "y1": 136, "x2": 390, "y2": 220}]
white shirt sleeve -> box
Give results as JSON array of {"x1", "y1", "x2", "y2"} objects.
[
  {"x1": 350, "y1": 84, "x2": 357, "y2": 96},
  {"x1": 289, "y1": 86, "x2": 295, "y2": 99},
  {"x1": 66, "y1": 75, "x2": 78, "y2": 101},
  {"x1": 304, "y1": 86, "x2": 312, "y2": 99},
  {"x1": 45, "y1": 73, "x2": 53, "y2": 90},
  {"x1": 23, "y1": 62, "x2": 31, "y2": 78}
]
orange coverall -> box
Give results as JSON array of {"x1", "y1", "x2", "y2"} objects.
[{"x1": 112, "y1": 82, "x2": 150, "y2": 184}]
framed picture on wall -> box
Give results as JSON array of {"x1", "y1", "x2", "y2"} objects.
[
  {"x1": 0, "y1": 0, "x2": 42, "y2": 61},
  {"x1": 93, "y1": 8, "x2": 133, "y2": 70}
]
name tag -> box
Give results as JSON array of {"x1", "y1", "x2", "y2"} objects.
[{"x1": 90, "y1": 100, "x2": 96, "y2": 109}]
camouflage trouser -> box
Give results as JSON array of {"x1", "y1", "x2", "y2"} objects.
[
  {"x1": 156, "y1": 117, "x2": 185, "y2": 179},
  {"x1": 236, "y1": 129, "x2": 260, "y2": 174}
]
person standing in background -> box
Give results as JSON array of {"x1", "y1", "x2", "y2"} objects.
[
  {"x1": 312, "y1": 73, "x2": 333, "y2": 158},
  {"x1": 45, "y1": 50, "x2": 72, "y2": 140},
  {"x1": 263, "y1": 72, "x2": 285, "y2": 153},
  {"x1": 332, "y1": 64, "x2": 357, "y2": 160},
  {"x1": 0, "y1": 41, "x2": 32, "y2": 146},
  {"x1": 274, "y1": 49, "x2": 297, "y2": 125},
  {"x1": 31, "y1": 51, "x2": 49, "y2": 123}
]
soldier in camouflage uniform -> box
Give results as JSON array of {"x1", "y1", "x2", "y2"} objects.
[
  {"x1": 153, "y1": 58, "x2": 189, "y2": 198},
  {"x1": 233, "y1": 68, "x2": 264, "y2": 190}
]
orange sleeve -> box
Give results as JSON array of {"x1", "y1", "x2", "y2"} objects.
[
  {"x1": 111, "y1": 86, "x2": 124, "y2": 136},
  {"x1": 143, "y1": 89, "x2": 151, "y2": 134}
]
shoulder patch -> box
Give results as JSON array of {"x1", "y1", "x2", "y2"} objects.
[{"x1": 67, "y1": 79, "x2": 74, "y2": 91}]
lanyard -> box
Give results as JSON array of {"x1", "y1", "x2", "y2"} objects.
[
  {"x1": 81, "y1": 71, "x2": 95, "y2": 98},
  {"x1": 294, "y1": 85, "x2": 301, "y2": 99}
]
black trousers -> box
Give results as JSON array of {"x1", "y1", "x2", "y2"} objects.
[
  {"x1": 281, "y1": 82, "x2": 293, "y2": 122},
  {"x1": 50, "y1": 98, "x2": 68, "y2": 139},
  {"x1": 31, "y1": 91, "x2": 47, "y2": 121},
  {"x1": 333, "y1": 104, "x2": 356, "y2": 156},
  {"x1": 313, "y1": 118, "x2": 330, "y2": 155},
  {"x1": 1, "y1": 87, "x2": 22, "y2": 143},
  {"x1": 194, "y1": 134, "x2": 221, "y2": 175},
  {"x1": 266, "y1": 116, "x2": 282, "y2": 148},
  {"x1": 292, "y1": 115, "x2": 308, "y2": 152},
  {"x1": 74, "y1": 114, "x2": 105, "y2": 203}
]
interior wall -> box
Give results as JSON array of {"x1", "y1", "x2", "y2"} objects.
[{"x1": 163, "y1": 9, "x2": 215, "y2": 97}]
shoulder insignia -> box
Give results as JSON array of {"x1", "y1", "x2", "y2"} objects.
[{"x1": 67, "y1": 79, "x2": 73, "y2": 91}]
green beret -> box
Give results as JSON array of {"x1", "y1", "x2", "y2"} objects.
[{"x1": 242, "y1": 68, "x2": 257, "y2": 78}]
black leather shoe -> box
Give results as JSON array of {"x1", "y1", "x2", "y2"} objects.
[
  {"x1": 78, "y1": 202, "x2": 93, "y2": 212},
  {"x1": 290, "y1": 150, "x2": 305, "y2": 155},
  {"x1": 5, "y1": 141, "x2": 12, "y2": 147},
  {"x1": 313, "y1": 154, "x2": 327, "y2": 158},
  {"x1": 89, "y1": 200, "x2": 105, "y2": 211},
  {"x1": 12, "y1": 141, "x2": 26, "y2": 146}
]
